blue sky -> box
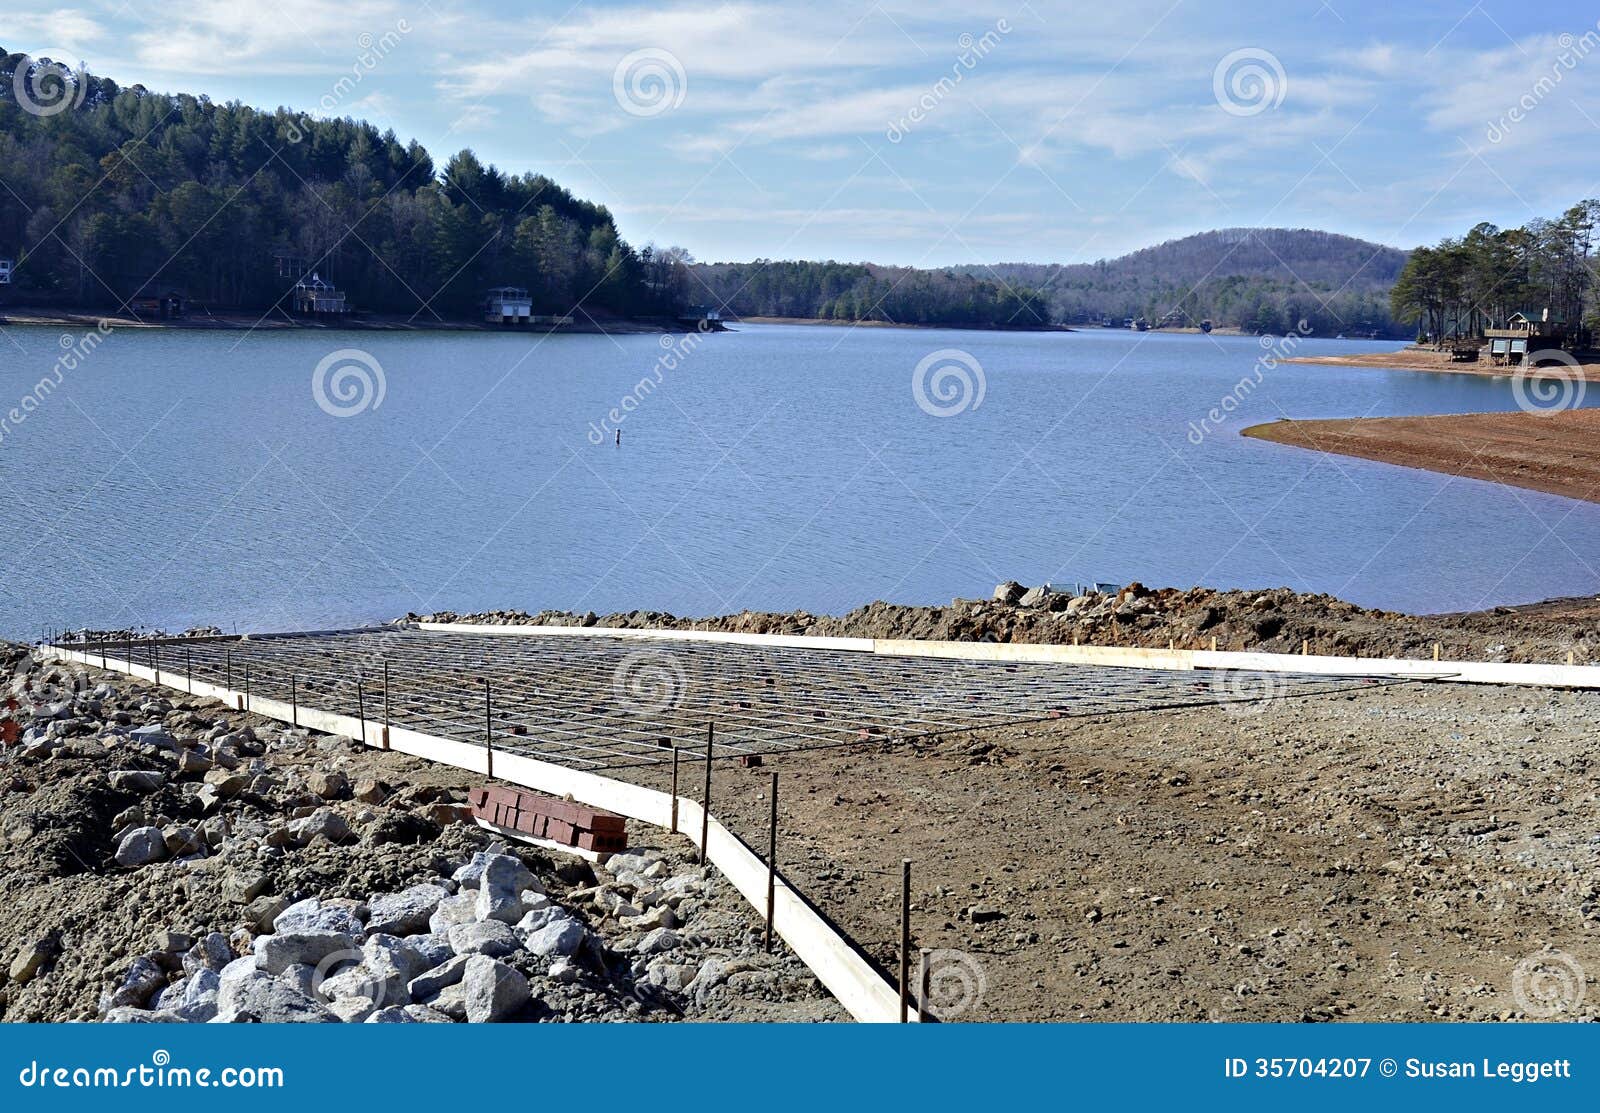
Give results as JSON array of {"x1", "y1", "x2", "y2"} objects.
[{"x1": 6, "y1": 0, "x2": 1600, "y2": 264}]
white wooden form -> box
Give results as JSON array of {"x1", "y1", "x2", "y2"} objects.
[{"x1": 43, "y1": 644, "x2": 911, "y2": 1024}]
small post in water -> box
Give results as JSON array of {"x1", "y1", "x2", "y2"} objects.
[
  {"x1": 357, "y1": 678, "x2": 367, "y2": 746},
  {"x1": 765, "y1": 770, "x2": 779, "y2": 953},
  {"x1": 900, "y1": 858, "x2": 912, "y2": 1023}
]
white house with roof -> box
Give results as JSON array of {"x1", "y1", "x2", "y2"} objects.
[{"x1": 484, "y1": 286, "x2": 533, "y2": 325}]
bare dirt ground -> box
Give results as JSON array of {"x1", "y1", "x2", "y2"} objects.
[
  {"x1": 23, "y1": 585, "x2": 1600, "y2": 1023},
  {"x1": 1242, "y1": 410, "x2": 1600, "y2": 507},
  {"x1": 623, "y1": 679, "x2": 1600, "y2": 1021},
  {"x1": 1284, "y1": 346, "x2": 1600, "y2": 379}
]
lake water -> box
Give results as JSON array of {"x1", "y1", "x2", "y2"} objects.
[{"x1": 1, "y1": 320, "x2": 1596, "y2": 640}]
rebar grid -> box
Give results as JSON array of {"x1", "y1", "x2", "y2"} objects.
[{"x1": 81, "y1": 628, "x2": 1397, "y2": 772}]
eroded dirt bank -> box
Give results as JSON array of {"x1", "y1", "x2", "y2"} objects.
[{"x1": 1243, "y1": 410, "x2": 1600, "y2": 507}]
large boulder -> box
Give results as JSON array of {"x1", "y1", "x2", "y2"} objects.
[
  {"x1": 366, "y1": 884, "x2": 448, "y2": 936},
  {"x1": 461, "y1": 956, "x2": 529, "y2": 1023},
  {"x1": 288, "y1": 808, "x2": 351, "y2": 846},
  {"x1": 446, "y1": 920, "x2": 520, "y2": 958},
  {"x1": 407, "y1": 955, "x2": 471, "y2": 1000},
  {"x1": 113, "y1": 827, "x2": 169, "y2": 868},
  {"x1": 98, "y1": 956, "x2": 167, "y2": 1014},
  {"x1": 523, "y1": 920, "x2": 585, "y2": 958},
  {"x1": 475, "y1": 856, "x2": 528, "y2": 924},
  {"x1": 255, "y1": 930, "x2": 359, "y2": 975},
  {"x1": 453, "y1": 851, "x2": 538, "y2": 893},
  {"x1": 993, "y1": 580, "x2": 1026, "y2": 604},
  {"x1": 216, "y1": 972, "x2": 339, "y2": 1023},
  {"x1": 428, "y1": 893, "x2": 478, "y2": 935},
  {"x1": 272, "y1": 898, "x2": 364, "y2": 936}
]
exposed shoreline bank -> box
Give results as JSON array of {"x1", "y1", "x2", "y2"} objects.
[
  {"x1": 0, "y1": 308, "x2": 688, "y2": 336},
  {"x1": 1242, "y1": 410, "x2": 1600, "y2": 507},
  {"x1": 1284, "y1": 345, "x2": 1600, "y2": 381},
  {"x1": 733, "y1": 315, "x2": 1072, "y2": 331}
]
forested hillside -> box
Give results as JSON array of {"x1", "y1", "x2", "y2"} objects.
[
  {"x1": 0, "y1": 51, "x2": 688, "y2": 318},
  {"x1": 690, "y1": 260, "x2": 1053, "y2": 327},
  {"x1": 976, "y1": 229, "x2": 1408, "y2": 336},
  {"x1": 692, "y1": 229, "x2": 1409, "y2": 335}
]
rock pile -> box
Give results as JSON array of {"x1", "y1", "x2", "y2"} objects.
[{"x1": 0, "y1": 645, "x2": 843, "y2": 1023}]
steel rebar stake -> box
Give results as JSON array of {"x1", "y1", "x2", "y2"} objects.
[
  {"x1": 670, "y1": 745, "x2": 680, "y2": 833},
  {"x1": 291, "y1": 675, "x2": 298, "y2": 727},
  {"x1": 484, "y1": 679, "x2": 494, "y2": 779},
  {"x1": 900, "y1": 858, "x2": 912, "y2": 1022},
  {"x1": 382, "y1": 661, "x2": 391, "y2": 750},
  {"x1": 357, "y1": 678, "x2": 367, "y2": 745},
  {"x1": 765, "y1": 770, "x2": 778, "y2": 952},
  {"x1": 700, "y1": 723, "x2": 713, "y2": 865},
  {"x1": 918, "y1": 948, "x2": 932, "y2": 1023}
]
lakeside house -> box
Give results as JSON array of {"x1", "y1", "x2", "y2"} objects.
[
  {"x1": 676, "y1": 305, "x2": 723, "y2": 328},
  {"x1": 1484, "y1": 308, "x2": 1567, "y2": 366},
  {"x1": 291, "y1": 273, "x2": 348, "y2": 317},
  {"x1": 484, "y1": 286, "x2": 533, "y2": 325}
]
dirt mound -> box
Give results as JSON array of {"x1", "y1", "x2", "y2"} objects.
[{"x1": 406, "y1": 584, "x2": 1600, "y2": 665}]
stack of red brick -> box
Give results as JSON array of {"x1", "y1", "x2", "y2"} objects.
[{"x1": 468, "y1": 785, "x2": 627, "y2": 854}]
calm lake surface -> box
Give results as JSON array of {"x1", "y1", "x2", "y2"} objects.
[{"x1": 1, "y1": 321, "x2": 1596, "y2": 639}]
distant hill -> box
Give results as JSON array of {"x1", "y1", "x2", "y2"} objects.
[
  {"x1": 691, "y1": 229, "x2": 1410, "y2": 335},
  {"x1": 975, "y1": 228, "x2": 1410, "y2": 336}
]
